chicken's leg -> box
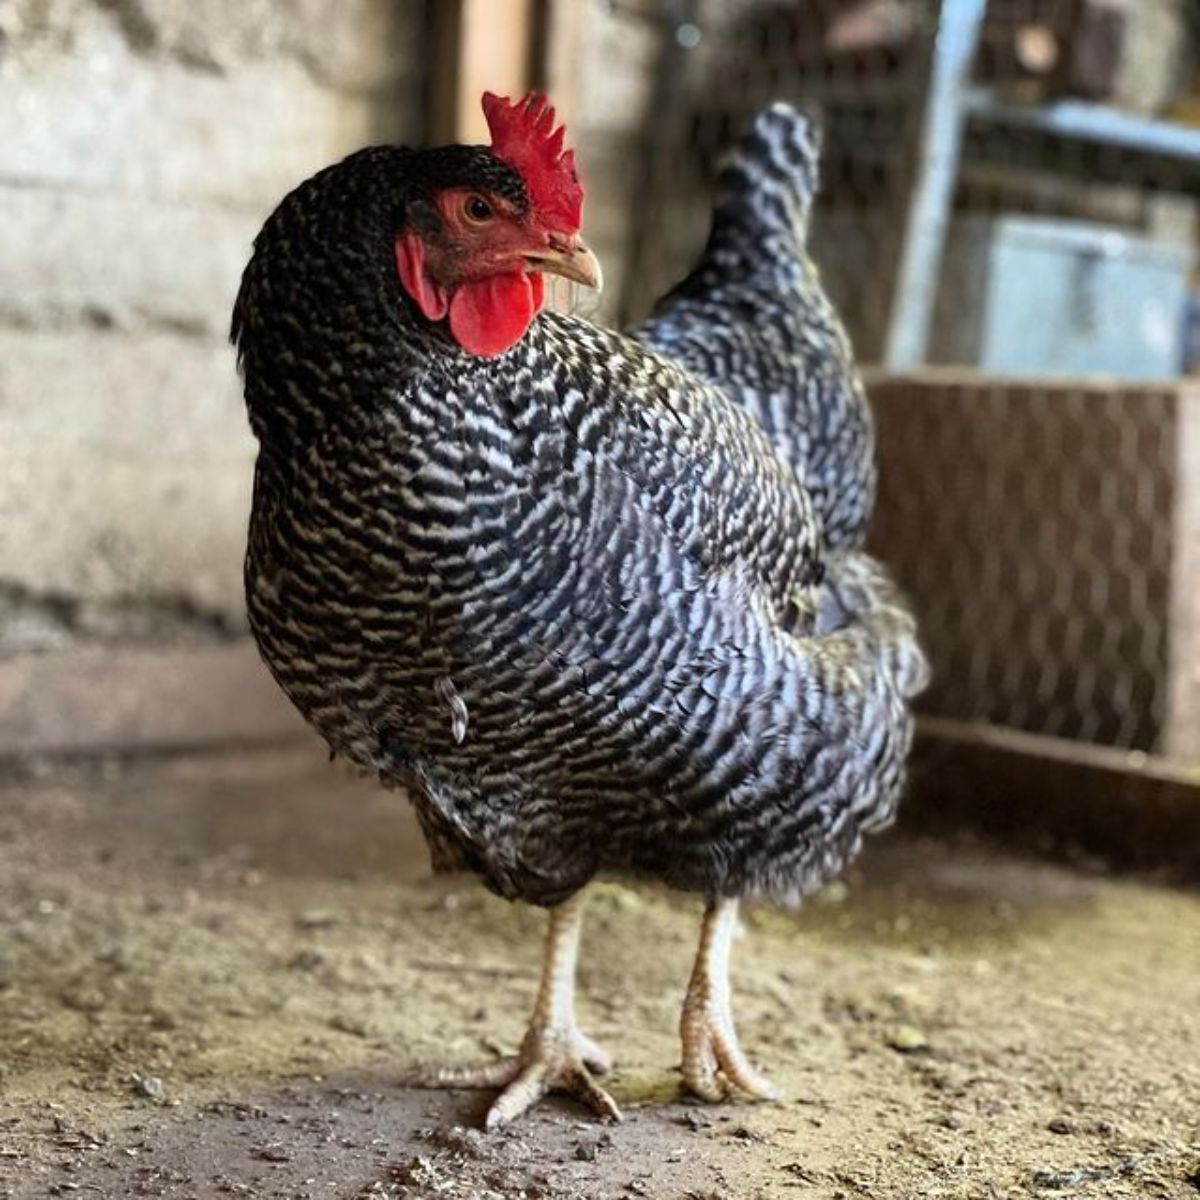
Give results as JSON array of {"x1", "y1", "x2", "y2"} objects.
[
  {"x1": 407, "y1": 889, "x2": 619, "y2": 1129},
  {"x1": 680, "y1": 897, "x2": 780, "y2": 1102}
]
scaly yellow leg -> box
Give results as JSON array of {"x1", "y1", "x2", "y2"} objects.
[
  {"x1": 680, "y1": 896, "x2": 780, "y2": 1102},
  {"x1": 406, "y1": 889, "x2": 619, "y2": 1130}
]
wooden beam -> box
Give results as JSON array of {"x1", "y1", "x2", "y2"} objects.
[
  {"x1": 534, "y1": 0, "x2": 587, "y2": 134},
  {"x1": 905, "y1": 718, "x2": 1200, "y2": 881},
  {"x1": 1166, "y1": 380, "x2": 1200, "y2": 761},
  {"x1": 431, "y1": 0, "x2": 539, "y2": 144},
  {"x1": 0, "y1": 642, "x2": 306, "y2": 759}
]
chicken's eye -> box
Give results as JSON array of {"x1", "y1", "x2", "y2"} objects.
[{"x1": 463, "y1": 195, "x2": 494, "y2": 224}]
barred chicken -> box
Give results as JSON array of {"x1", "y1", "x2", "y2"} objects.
[{"x1": 232, "y1": 92, "x2": 926, "y2": 1130}]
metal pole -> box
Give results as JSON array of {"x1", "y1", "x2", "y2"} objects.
[{"x1": 883, "y1": 0, "x2": 988, "y2": 369}]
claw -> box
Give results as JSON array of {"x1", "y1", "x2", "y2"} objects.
[
  {"x1": 680, "y1": 996, "x2": 780, "y2": 1102},
  {"x1": 401, "y1": 1058, "x2": 522, "y2": 1090},
  {"x1": 406, "y1": 1027, "x2": 620, "y2": 1129},
  {"x1": 483, "y1": 1035, "x2": 621, "y2": 1130}
]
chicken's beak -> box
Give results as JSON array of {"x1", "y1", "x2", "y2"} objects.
[{"x1": 524, "y1": 240, "x2": 603, "y2": 292}]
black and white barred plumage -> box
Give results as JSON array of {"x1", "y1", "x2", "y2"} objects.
[
  {"x1": 636, "y1": 105, "x2": 873, "y2": 552},
  {"x1": 233, "y1": 105, "x2": 926, "y2": 909}
]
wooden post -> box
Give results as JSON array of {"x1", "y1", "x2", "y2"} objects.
[
  {"x1": 535, "y1": 0, "x2": 586, "y2": 133},
  {"x1": 1165, "y1": 382, "x2": 1200, "y2": 762},
  {"x1": 909, "y1": 718, "x2": 1200, "y2": 880},
  {"x1": 430, "y1": 0, "x2": 539, "y2": 144}
]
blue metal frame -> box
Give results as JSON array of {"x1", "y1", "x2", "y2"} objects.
[
  {"x1": 964, "y1": 90, "x2": 1200, "y2": 161},
  {"x1": 883, "y1": 0, "x2": 988, "y2": 370},
  {"x1": 882, "y1": 1, "x2": 1200, "y2": 372}
]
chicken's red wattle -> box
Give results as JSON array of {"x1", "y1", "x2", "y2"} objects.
[
  {"x1": 449, "y1": 271, "x2": 545, "y2": 358},
  {"x1": 395, "y1": 230, "x2": 545, "y2": 357}
]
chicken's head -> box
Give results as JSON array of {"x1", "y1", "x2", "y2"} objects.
[{"x1": 396, "y1": 92, "x2": 601, "y2": 358}]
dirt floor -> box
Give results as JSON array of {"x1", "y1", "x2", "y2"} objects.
[{"x1": 0, "y1": 745, "x2": 1197, "y2": 1200}]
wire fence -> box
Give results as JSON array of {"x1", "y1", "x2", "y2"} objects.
[
  {"x1": 871, "y1": 372, "x2": 1181, "y2": 753},
  {"x1": 616, "y1": 0, "x2": 1199, "y2": 758}
]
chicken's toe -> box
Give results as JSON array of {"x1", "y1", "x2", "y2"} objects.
[
  {"x1": 404, "y1": 1024, "x2": 618, "y2": 1127},
  {"x1": 400, "y1": 1058, "x2": 522, "y2": 1090},
  {"x1": 572, "y1": 1028, "x2": 613, "y2": 1075},
  {"x1": 483, "y1": 1029, "x2": 621, "y2": 1129},
  {"x1": 679, "y1": 898, "x2": 780, "y2": 1104},
  {"x1": 680, "y1": 998, "x2": 780, "y2": 1102},
  {"x1": 404, "y1": 892, "x2": 618, "y2": 1129}
]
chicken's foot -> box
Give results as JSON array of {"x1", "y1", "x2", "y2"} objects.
[
  {"x1": 405, "y1": 889, "x2": 619, "y2": 1130},
  {"x1": 680, "y1": 896, "x2": 780, "y2": 1102}
]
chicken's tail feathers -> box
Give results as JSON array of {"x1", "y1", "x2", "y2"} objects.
[
  {"x1": 716, "y1": 102, "x2": 823, "y2": 239},
  {"x1": 814, "y1": 552, "x2": 930, "y2": 701}
]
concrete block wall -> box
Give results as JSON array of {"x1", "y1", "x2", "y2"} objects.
[
  {"x1": 0, "y1": 0, "x2": 663, "y2": 654},
  {"x1": 0, "y1": 0, "x2": 427, "y2": 650}
]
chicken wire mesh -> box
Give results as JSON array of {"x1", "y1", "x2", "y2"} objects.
[
  {"x1": 870, "y1": 374, "x2": 1179, "y2": 752},
  {"x1": 611, "y1": 0, "x2": 1200, "y2": 757}
]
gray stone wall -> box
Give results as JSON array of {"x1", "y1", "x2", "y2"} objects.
[
  {"x1": 0, "y1": 0, "x2": 663, "y2": 653},
  {"x1": 0, "y1": 0, "x2": 427, "y2": 650}
]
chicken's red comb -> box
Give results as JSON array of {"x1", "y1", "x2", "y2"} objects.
[{"x1": 482, "y1": 91, "x2": 583, "y2": 234}]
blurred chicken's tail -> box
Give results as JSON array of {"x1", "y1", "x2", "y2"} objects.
[
  {"x1": 715, "y1": 102, "x2": 822, "y2": 239},
  {"x1": 814, "y1": 553, "x2": 930, "y2": 702}
]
